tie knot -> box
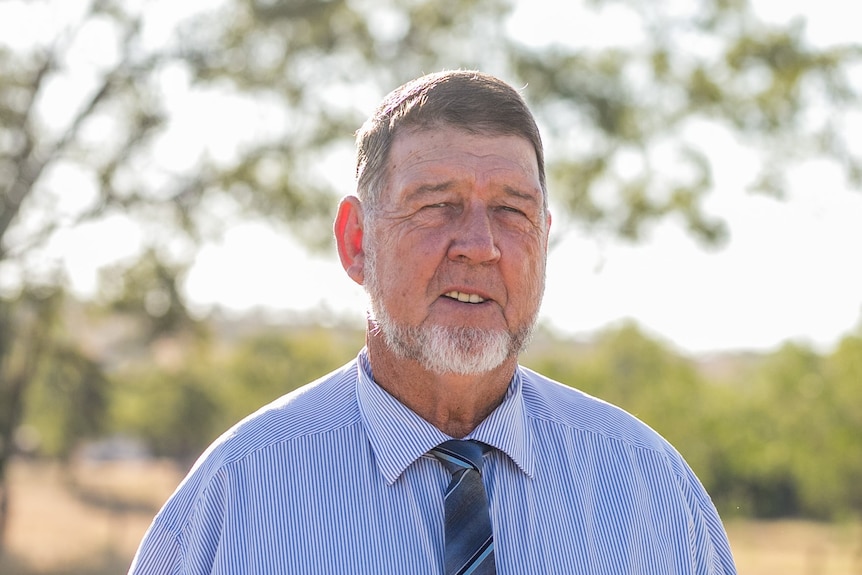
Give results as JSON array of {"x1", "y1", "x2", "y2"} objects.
[{"x1": 430, "y1": 440, "x2": 488, "y2": 475}]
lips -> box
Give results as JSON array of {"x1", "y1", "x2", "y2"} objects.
[{"x1": 443, "y1": 290, "x2": 487, "y2": 304}]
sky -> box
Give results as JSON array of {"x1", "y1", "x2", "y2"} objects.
[{"x1": 4, "y1": 0, "x2": 862, "y2": 356}]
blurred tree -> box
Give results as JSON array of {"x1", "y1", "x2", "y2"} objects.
[
  {"x1": 22, "y1": 338, "x2": 110, "y2": 461},
  {"x1": 706, "y1": 335, "x2": 862, "y2": 520},
  {"x1": 713, "y1": 342, "x2": 821, "y2": 517},
  {"x1": 0, "y1": 288, "x2": 62, "y2": 542},
  {"x1": 512, "y1": 0, "x2": 862, "y2": 241},
  {"x1": 109, "y1": 361, "x2": 222, "y2": 463},
  {"x1": 0, "y1": 286, "x2": 110, "y2": 542},
  {"x1": 0, "y1": 0, "x2": 210, "y2": 542},
  {"x1": 1, "y1": 0, "x2": 861, "y2": 543},
  {"x1": 216, "y1": 328, "x2": 363, "y2": 424},
  {"x1": 97, "y1": 248, "x2": 201, "y2": 340},
  {"x1": 816, "y1": 332, "x2": 862, "y2": 517}
]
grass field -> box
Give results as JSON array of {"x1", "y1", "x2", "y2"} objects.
[{"x1": 1, "y1": 459, "x2": 860, "y2": 574}]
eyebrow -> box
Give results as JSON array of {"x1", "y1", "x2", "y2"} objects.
[
  {"x1": 502, "y1": 184, "x2": 542, "y2": 205},
  {"x1": 403, "y1": 180, "x2": 542, "y2": 205},
  {"x1": 404, "y1": 181, "x2": 454, "y2": 202}
]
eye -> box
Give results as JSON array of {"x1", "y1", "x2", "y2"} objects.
[{"x1": 498, "y1": 205, "x2": 526, "y2": 216}]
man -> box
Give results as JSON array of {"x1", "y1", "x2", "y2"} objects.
[{"x1": 129, "y1": 70, "x2": 737, "y2": 574}]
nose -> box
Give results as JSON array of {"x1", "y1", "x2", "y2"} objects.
[{"x1": 447, "y1": 204, "x2": 501, "y2": 264}]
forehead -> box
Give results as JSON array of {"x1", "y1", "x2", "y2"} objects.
[{"x1": 384, "y1": 127, "x2": 541, "y2": 198}]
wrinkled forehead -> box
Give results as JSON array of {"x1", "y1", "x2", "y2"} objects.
[{"x1": 382, "y1": 124, "x2": 546, "y2": 206}]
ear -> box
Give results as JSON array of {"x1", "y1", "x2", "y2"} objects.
[{"x1": 334, "y1": 195, "x2": 366, "y2": 285}]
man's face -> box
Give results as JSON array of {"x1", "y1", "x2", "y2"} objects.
[{"x1": 362, "y1": 126, "x2": 551, "y2": 374}]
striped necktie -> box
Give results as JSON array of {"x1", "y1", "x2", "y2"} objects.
[{"x1": 430, "y1": 440, "x2": 497, "y2": 575}]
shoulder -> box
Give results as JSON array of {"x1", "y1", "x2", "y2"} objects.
[
  {"x1": 199, "y1": 358, "x2": 362, "y2": 468},
  {"x1": 149, "y1": 359, "x2": 361, "y2": 526},
  {"x1": 518, "y1": 365, "x2": 679, "y2": 457},
  {"x1": 517, "y1": 364, "x2": 720, "y2": 509},
  {"x1": 130, "y1": 358, "x2": 362, "y2": 568},
  {"x1": 516, "y1": 367, "x2": 736, "y2": 572}
]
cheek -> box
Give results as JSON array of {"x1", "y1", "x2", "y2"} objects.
[
  {"x1": 375, "y1": 252, "x2": 430, "y2": 301},
  {"x1": 508, "y1": 244, "x2": 547, "y2": 300}
]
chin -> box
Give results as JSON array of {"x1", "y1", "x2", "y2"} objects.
[{"x1": 382, "y1": 322, "x2": 525, "y2": 375}]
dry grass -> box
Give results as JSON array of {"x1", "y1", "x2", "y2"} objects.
[
  {"x1": 1, "y1": 459, "x2": 184, "y2": 575},
  {"x1": 1, "y1": 459, "x2": 861, "y2": 574},
  {"x1": 726, "y1": 518, "x2": 862, "y2": 575}
]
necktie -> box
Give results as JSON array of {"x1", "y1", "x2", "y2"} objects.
[{"x1": 430, "y1": 440, "x2": 497, "y2": 575}]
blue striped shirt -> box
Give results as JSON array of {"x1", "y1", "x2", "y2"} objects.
[{"x1": 129, "y1": 350, "x2": 737, "y2": 574}]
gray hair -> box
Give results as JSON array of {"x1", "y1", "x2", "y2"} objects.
[{"x1": 354, "y1": 70, "x2": 547, "y2": 213}]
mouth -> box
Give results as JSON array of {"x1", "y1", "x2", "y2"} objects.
[{"x1": 443, "y1": 290, "x2": 488, "y2": 304}]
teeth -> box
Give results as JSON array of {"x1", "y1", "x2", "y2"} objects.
[{"x1": 445, "y1": 291, "x2": 486, "y2": 304}]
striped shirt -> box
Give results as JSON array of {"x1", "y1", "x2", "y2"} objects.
[{"x1": 129, "y1": 350, "x2": 737, "y2": 574}]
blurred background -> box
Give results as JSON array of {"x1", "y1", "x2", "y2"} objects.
[{"x1": 1, "y1": 0, "x2": 861, "y2": 573}]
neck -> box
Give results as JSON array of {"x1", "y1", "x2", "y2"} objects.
[{"x1": 366, "y1": 331, "x2": 516, "y2": 438}]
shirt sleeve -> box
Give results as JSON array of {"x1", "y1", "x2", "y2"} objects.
[
  {"x1": 128, "y1": 462, "x2": 229, "y2": 575},
  {"x1": 127, "y1": 520, "x2": 184, "y2": 575},
  {"x1": 678, "y1": 464, "x2": 738, "y2": 575}
]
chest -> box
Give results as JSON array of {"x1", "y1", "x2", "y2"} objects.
[{"x1": 204, "y1": 452, "x2": 697, "y2": 574}]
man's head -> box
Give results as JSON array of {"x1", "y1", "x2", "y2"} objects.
[
  {"x1": 354, "y1": 70, "x2": 547, "y2": 213},
  {"x1": 336, "y1": 71, "x2": 551, "y2": 376}
]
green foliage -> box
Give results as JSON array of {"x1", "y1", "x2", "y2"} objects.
[
  {"x1": 22, "y1": 344, "x2": 109, "y2": 459},
  {"x1": 6, "y1": 290, "x2": 109, "y2": 460},
  {"x1": 106, "y1": 326, "x2": 363, "y2": 460},
  {"x1": 213, "y1": 327, "x2": 364, "y2": 426},
  {"x1": 109, "y1": 360, "x2": 222, "y2": 461},
  {"x1": 824, "y1": 335, "x2": 862, "y2": 513},
  {"x1": 97, "y1": 249, "x2": 200, "y2": 341},
  {"x1": 695, "y1": 336, "x2": 862, "y2": 520}
]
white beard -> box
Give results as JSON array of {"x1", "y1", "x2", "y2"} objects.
[
  {"x1": 363, "y1": 233, "x2": 536, "y2": 375},
  {"x1": 375, "y1": 320, "x2": 515, "y2": 375}
]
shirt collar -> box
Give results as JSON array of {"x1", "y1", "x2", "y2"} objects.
[{"x1": 356, "y1": 349, "x2": 535, "y2": 485}]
